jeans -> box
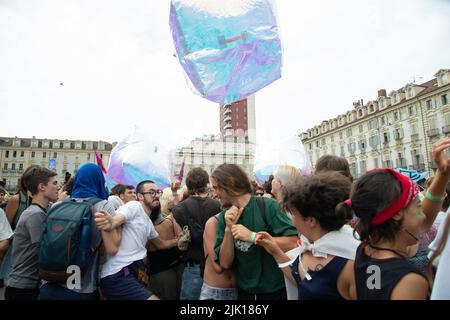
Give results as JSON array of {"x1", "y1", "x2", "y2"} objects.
[
  {"x1": 200, "y1": 283, "x2": 238, "y2": 300},
  {"x1": 180, "y1": 264, "x2": 203, "y2": 300},
  {"x1": 38, "y1": 283, "x2": 98, "y2": 300}
]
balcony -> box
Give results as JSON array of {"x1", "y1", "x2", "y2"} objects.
[
  {"x1": 223, "y1": 116, "x2": 232, "y2": 122},
  {"x1": 442, "y1": 125, "x2": 450, "y2": 134},
  {"x1": 223, "y1": 108, "x2": 231, "y2": 116},
  {"x1": 410, "y1": 133, "x2": 420, "y2": 142},
  {"x1": 427, "y1": 128, "x2": 440, "y2": 137},
  {"x1": 223, "y1": 124, "x2": 232, "y2": 130}
]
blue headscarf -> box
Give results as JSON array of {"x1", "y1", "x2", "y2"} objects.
[{"x1": 71, "y1": 163, "x2": 108, "y2": 200}]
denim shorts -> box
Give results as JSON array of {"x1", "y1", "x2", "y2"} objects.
[
  {"x1": 100, "y1": 265, "x2": 153, "y2": 300},
  {"x1": 200, "y1": 283, "x2": 238, "y2": 300}
]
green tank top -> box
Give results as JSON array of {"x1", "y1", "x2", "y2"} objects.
[{"x1": 11, "y1": 191, "x2": 31, "y2": 230}]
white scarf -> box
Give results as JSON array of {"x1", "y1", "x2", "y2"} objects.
[{"x1": 279, "y1": 225, "x2": 360, "y2": 279}]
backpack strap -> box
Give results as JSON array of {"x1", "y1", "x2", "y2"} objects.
[{"x1": 255, "y1": 196, "x2": 271, "y2": 233}]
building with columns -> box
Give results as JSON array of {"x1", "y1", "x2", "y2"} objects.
[
  {"x1": 301, "y1": 69, "x2": 450, "y2": 178},
  {"x1": 0, "y1": 136, "x2": 113, "y2": 191}
]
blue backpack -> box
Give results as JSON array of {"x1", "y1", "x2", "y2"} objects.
[{"x1": 38, "y1": 198, "x2": 102, "y2": 282}]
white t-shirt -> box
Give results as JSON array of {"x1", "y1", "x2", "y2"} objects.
[
  {"x1": 0, "y1": 208, "x2": 13, "y2": 241},
  {"x1": 101, "y1": 201, "x2": 158, "y2": 278},
  {"x1": 431, "y1": 226, "x2": 450, "y2": 300}
]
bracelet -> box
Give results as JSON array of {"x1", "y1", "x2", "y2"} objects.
[
  {"x1": 250, "y1": 232, "x2": 256, "y2": 243},
  {"x1": 426, "y1": 190, "x2": 446, "y2": 202}
]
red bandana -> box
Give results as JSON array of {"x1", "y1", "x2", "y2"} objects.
[{"x1": 371, "y1": 168, "x2": 419, "y2": 225}]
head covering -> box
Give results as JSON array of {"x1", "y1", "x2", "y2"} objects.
[
  {"x1": 371, "y1": 168, "x2": 419, "y2": 225},
  {"x1": 71, "y1": 163, "x2": 109, "y2": 200}
]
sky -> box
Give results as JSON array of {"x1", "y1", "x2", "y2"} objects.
[{"x1": 1, "y1": 0, "x2": 449, "y2": 150}]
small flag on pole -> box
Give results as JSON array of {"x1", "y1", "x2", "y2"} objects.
[
  {"x1": 95, "y1": 151, "x2": 107, "y2": 174},
  {"x1": 177, "y1": 156, "x2": 186, "y2": 184}
]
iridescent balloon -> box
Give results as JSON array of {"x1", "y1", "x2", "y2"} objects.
[
  {"x1": 253, "y1": 135, "x2": 311, "y2": 186},
  {"x1": 106, "y1": 126, "x2": 171, "y2": 190},
  {"x1": 170, "y1": 0, "x2": 282, "y2": 105}
]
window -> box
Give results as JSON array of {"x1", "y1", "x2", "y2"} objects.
[
  {"x1": 236, "y1": 122, "x2": 239, "y2": 126},
  {"x1": 3, "y1": 163, "x2": 7, "y2": 170},
  {"x1": 38, "y1": 140, "x2": 42, "y2": 148},
  {"x1": 340, "y1": 146, "x2": 345, "y2": 157},
  {"x1": 394, "y1": 112, "x2": 399, "y2": 121},
  {"x1": 442, "y1": 94, "x2": 448, "y2": 106},
  {"x1": 426, "y1": 100, "x2": 433, "y2": 110},
  {"x1": 316, "y1": 141, "x2": 320, "y2": 148},
  {"x1": 53, "y1": 152, "x2": 57, "y2": 158},
  {"x1": 331, "y1": 135, "x2": 334, "y2": 143},
  {"x1": 339, "y1": 132, "x2": 343, "y2": 140},
  {"x1": 70, "y1": 142, "x2": 75, "y2": 149},
  {"x1": 20, "y1": 151, "x2": 24, "y2": 157},
  {"x1": 244, "y1": 107, "x2": 247, "y2": 113},
  {"x1": 19, "y1": 163, "x2": 23, "y2": 171},
  {"x1": 369, "y1": 136, "x2": 379, "y2": 148},
  {"x1": 374, "y1": 158, "x2": 379, "y2": 168},
  {"x1": 359, "y1": 125, "x2": 363, "y2": 133},
  {"x1": 43, "y1": 152, "x2": 47, "y2": 158},
  {"x1": 60, "y1": 142, "x2": 64, "y2": 148},
  {"x1": 82, "y1": 142, "x2": 86, "y2": 150},
  {"x1": 236, "y1": 107, "x2": 238, "y2": 112},
  {"x1": 13, "y1": 151, "x2": 17, "y2": 158},
  {"x1": 347, "y1": 143, "x2": 356, "y2": 154},
  {"x1": 31, "y1": 151, "x2": 35, "y2": 158},
  {"x1": 346, "y1": 128, "x2": 352, "y2": 138},
  {"x1": 394, "y1": 128, "x2": 403, "y2": 140},
  {"x1": 359, "y1": 140, "x2": 366, "y2": 150},
  {"x1": 370, "y1": 105, "x2": 374, "y2": 113},
  {"x1": 321, "y1": 138, "x2": 326, "y2": 146},
  {"x1": 236, "y1": 114, "x2": 239, "y2": 120},
  {"x1": 309, "y1": 144, "x2": 312, "y2": 151},
  {"x1": 360, "y1": 160, "x2": 367, "y2": 174},
  {"x1": 5, "y1": 150, "x2": 9, "y2": 158},
  {"x1": 49, "y1": 141, "x2": 53, "y2": 148},
  {"x1": 12, "y1": 163, "x2": 16, "y2": 170},
  {"x1": 411, "y1": 123, "x2": 418, "y2": 135},
  {"x1": 408, "y1": 106, "x2": 416, "y2": 116},
  {"x1": 87, "y1": 153, "x2": 91, "y2": 160},
  {"x1": 358, "y1": 110, "x2": 363, "y2": 117},
  {"x1": 381, "y1": 116, "x2": 386, "y2": 125},
  {"x1": 383, "y1": 132, "x2": 390, "y2": 143},
  {"x1": 368, "y1": 119, "x2": 378, "y2": 130}
]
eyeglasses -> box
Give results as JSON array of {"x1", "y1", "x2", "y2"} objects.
[
  {"x1": 255, "y1": 192, "x2": 264, "y2": 197},
  {"x1": 140, "y1": 190, "x2": 163, "y2": 197}
]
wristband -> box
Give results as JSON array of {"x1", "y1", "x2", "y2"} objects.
[
  {"x1": 250, "y1": 232, "x2": 256, "y2": 243},
  {"x1": 426, "y1": 190, "x2": 446, "y2": 202}
]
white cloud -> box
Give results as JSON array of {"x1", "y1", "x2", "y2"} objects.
[{"x1": 0, "y1": 0, "x2": 449, "y2": 150}]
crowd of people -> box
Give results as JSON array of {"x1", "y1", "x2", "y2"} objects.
[{"x1": 1, "y1": 137, "x2": 450, "y2": 300}]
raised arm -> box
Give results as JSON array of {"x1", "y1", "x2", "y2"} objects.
[{"x1": 421, "y1": 138, "x2": 450, "y2": 232}]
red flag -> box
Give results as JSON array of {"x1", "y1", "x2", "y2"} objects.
[
  {"x1": 95, "y1": 151, "x2": 107, "y2": 174},
  {"x1": 177, "y1": 156, "x2": 186, "y2": 184}
]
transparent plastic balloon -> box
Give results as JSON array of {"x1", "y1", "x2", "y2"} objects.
[
  {"x1": 253, "y1": 135, "x2": 311, "y2": 186},
  {"x1": 170, "y1": 0, "x2": 282, "y2": 105},
  {"x1": 106, "y1": 126, "x2": 171, "y2": 190}
]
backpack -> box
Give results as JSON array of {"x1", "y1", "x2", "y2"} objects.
[{"x1": 38, "y1": 198, "x2": 102, "y2": 283}]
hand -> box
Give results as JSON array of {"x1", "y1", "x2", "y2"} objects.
[
  {"x1": 254, "y1": 231, "x2": 279, "y2": 255},
  {"x1": 224, "y1": 206, "x2": 244, "y2": 229},
  {"x1": 171, "y1": 181, "x2": 181, "y2": 193},
  {"x1": 95, "y1": 210, "x2": 113, "y2": 231},
  {"x1": 432, "y1": 137, "x2": 450, "y2": 175},
  {"x1": 231, "y1": 224, "x2": 252, "y2": 242}
]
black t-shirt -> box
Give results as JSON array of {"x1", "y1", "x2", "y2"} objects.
[{"x1": 172, "y1": 196, "x2": 221, "y2": 264}]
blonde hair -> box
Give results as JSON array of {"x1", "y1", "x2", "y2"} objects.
[
  {"x1": 160, "y1": 188, "x2": 175, "y2": 215},
  {"x1": 274, "y1": 165, "x2": 300, "y2": 187}
]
